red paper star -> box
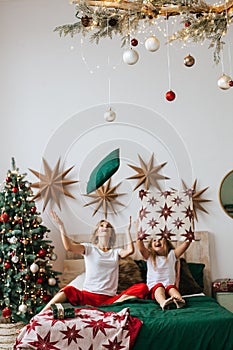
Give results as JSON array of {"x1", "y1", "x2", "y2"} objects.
[
  {"x1": 61, "y1": 324, "x2": 84, "y2": 345},
  {"x1": 157, "y1": 203, "x2": 175, "y2": 221},
  {"x1": 103, "y1": 336, "x2": 125, "y2": 350},
  {"x1": 28, "y1": 330, "x2": 59, "y2": 350},
  {"x1": 83, "y1": 319, "x2": 116, "y2": 339}
]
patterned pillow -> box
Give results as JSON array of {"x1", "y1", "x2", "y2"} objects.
[{"x1": 86, "y1": 148, "x2": 120, "y2": 194}]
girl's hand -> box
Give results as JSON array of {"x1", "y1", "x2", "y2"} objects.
[{"x1": 50, "y1": 210, "x2": 63, "y2": 226}]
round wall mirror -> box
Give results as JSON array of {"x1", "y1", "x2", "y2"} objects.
[{"x1": 219, "y1": 170, "x2": 233, "y2": 218}]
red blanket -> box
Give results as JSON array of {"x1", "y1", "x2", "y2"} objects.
[{"x1": 14, "y1": 307, "x2": 142, "y2": 350}]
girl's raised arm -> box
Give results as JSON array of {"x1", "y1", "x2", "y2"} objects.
[{"x1": 136, "y1": 220, "x2": 150, "y2": 260}]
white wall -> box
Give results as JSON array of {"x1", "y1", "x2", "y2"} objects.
[{"x1": 1, "y1": 0, "x2": 233, "y2": 281}]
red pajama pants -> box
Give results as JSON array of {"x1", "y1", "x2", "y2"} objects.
[{"x1": 62, "y1": 283, "x2": 149, "y2": 307}]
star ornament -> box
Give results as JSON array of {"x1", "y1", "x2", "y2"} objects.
[
  {"x1": 83, "y1": 178, "x2": 125, "y2": 218},
  {"x1": 127, "y1": 153, "x2": 169, "y2": 191},
  {"x1": 182, "y1": 179, "x2": 211, "y2": 221},
  {"x1": 29, "y1": 158, "x2": 78, "y2": 211}
]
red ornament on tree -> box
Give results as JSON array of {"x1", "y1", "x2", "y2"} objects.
[
  {"x1": 42, "y1": 294, "x2": 51, "y2": 303},
  {"x1": 5, "y1": 177, "x2": 11, "y2": 183},
  {"x1": 2, "y1": 307, "x2": 12, "y2": 318},
  {"x1": 12, "y1": 187, "x2": 18, "y2": 193},
  {"x1": 37, "y1": 248, "x2": 47, "y2": 258},
  {"x1": 165, "y1": 90, "x2": 176, "y2": 101},
  {"x1": 36, "y1": 277, "x2": 43, "y2": 284},
  {"x1": 30, "y1": 206, "x2": 37, "y2": 214},
  {"x1": 0, "y1": 213, "x2": 9, "y2": 223},
  {"x1": 184, "y1": 21, "x2": 191, "y2": 27},
  {"x1": 4, "y1": 261, "x2": 11, "y2": 269}
]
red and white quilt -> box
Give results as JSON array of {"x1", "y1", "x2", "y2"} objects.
[
  {"x1": 137, "y1": 188, "x2": 195, "y2": 241},
  {"x1": 14, "y1": 307, "x2": 142, "y2": 350}
]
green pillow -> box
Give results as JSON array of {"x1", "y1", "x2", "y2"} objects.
[
  {"x1": 187, "y1": 262, "x2": 205, "y2": 289},
  {"x1": 86, "y1": 148, "x2": 120, "y2": 194}
]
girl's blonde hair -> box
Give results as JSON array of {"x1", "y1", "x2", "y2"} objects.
[
  {"x1": 90, "y1": 220, "x2": 116, "y2": 248},
  {"x1": 148, "y1": 237, "x2": 175, "y2": 268}
]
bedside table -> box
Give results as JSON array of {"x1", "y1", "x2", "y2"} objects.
[{"x1": 212, "y1": 279, "x2": 233, "y2": 313}]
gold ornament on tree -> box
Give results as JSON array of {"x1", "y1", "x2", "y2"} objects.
[
  {"x1": 127, "y1": 153, "x2": 169, "y2": 191},
  {"x1": 83, "y1": 178, "x2": 125, "y2": 218},
  {"x1": 184, "y1": 54, "x2": 195, "y2": 67},
  {"x1": 29, "y1": 158, "x2": 78, "y2": 211},
  {"x1": 182, "y1": 179, "x2": 211, "y2": 221}
]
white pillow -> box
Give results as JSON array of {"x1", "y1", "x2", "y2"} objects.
[{"x1": 68, "y1": 272, "x2": 86, "y2": 289}]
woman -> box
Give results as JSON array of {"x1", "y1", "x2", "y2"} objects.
[{"x1": 42, "y1": 211, "x2": 148, "y2": 311}]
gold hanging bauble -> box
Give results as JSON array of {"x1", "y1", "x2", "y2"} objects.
[{"x1": 184, "y1": 54, "x2": 195, "y2": 67}]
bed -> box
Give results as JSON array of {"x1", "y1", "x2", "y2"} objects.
[{"x1": 14, "y1": 231, "x2": 233, "y2": 350}]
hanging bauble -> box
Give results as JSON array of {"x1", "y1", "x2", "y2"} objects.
[
  {"x1": 40, "y1": 267, "x2": 46, "y2": 273},
  {"x1": 0, "y1": 213, "x2": 9, "y2": 223},
  {"x1": 217, "y1": 74, "x2": 232, "y2": 90},
  {"x1": 104, "y1": 108, "x2": 116, "y2": 122},
  {"x1": 145, "y1": 36, "x2": 160, "y2": 52},
  {"x1": 42, "y1": 294, "x2": 51, "y2": 303},
  {"x1": 184, "y1": 54, "x2": 195, "y2": 67},
  {"x1": 18, "y1": 304, "x2": 27, "y2": 313},
  {"x1": 30, "y1": 262, "x2": 39, "y2": 273},
  {"x1": 229, "y1": 80, "x2": 233, "y2": 87},
  {"x1": 11, "y1": 255, "x2": 19, "y2": 263},
  {"x1": 50, "y1": 253, "x2": 57, "y2": 261},
  {"x1": 123, "y1": 48, "x2": 139, "y2": 65},
  {"x1": 9, "y1": 236, "x2": 17, "y2": 244},
  {"x1": 131, "y1": 38, "x2": 138, "y2": 47},
  {"x1": 165, "y1": 90, "x2": 176, "y2": 101},
  {"x1": 2, "y1": 307, "x2": 11, "y2": 318},
  {"x1": 5, "y1": 177, "x2": 11, "y2": 183},
  {"x1": 184, "y1": 21, "x2": 191, "y2": 27},
  {"x1": 48, "y1": 277, "x2": 57, "y2": 286},
  {"x1": 12, "y1": 187, "x2": 18, "y2": 193},
  {"x1": 37, "y1": 248, "x2": 47, "y2": 258}
]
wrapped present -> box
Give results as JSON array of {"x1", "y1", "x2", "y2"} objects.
[
  {"x1": 212, "y1": 279, "x2": 233, "y2": 293},
  {"x1": 51, "y1": 303, "x2": 77, "y2": 319}
]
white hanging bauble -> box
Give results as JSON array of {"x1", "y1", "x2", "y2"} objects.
[
  {"x1": 50, "y1": 253, "x2": 57, "y2": 261},
  {"x1": 217, "y1": 74, "x2": 231, "y2": 90},
  {"x1": 145, "y1": 36, "x2": 160, "y2": 52},
  {"x1": 48, "y1": 277, "x2": 57, "y2": 286},
  {"x1": 104, "y1": 108, "x2": 116, "y2": 122},
  {"x1": 18, "y1": 304, "x2": 27, "y2": 313},
  {"x1": 30, "y1": 262, "x2": 39, "y2": 273},
  {"x1": 123, "y1": 48, "x2": 139, "y2": 65}
]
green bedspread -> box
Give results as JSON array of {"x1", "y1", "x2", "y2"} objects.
[{"x1": 98, "y1": 296, "x2": 233, "y2": 350}]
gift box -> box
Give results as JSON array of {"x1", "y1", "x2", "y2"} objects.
[
  {"x1": 51, "y1": 303, "x2": 77, "y2": 320},
  {"x1": 212, "y1": 279, "x2": 233, "y2": 293}
]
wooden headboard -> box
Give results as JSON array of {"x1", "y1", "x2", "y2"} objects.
[{"x1": 67, "y1": 230, "x2": 211, "y2": 296}]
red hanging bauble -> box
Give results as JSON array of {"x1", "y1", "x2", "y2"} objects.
[
  {"x1": 184, "y1": 21, "x2": 191, "y2": 27},
  {"x1": 12, "y1": 187, "x2": 18, "y2": 193},
  {"x1": 36, "y1": 277, "x2": 43, "y2": 284},
  {"x1": 165, "y1": 90, "x2": 176, "y2": 101},
  {"x1": 131, "y1": 38, "x2": 138, "y2": 47},
  {"x1": 0, "y1": 213, "x2": 9, "y2": 223},
  {"x1": 2, "y1": 307, "x2": 12, "y2": 318},
  {"x1": 37, "y1": 248, "x2": 47, "y2": 258},
  {"x1": 42, "y1": 294, "x2": 51, "y2": 303},
  {"x1": 229, "y1": 80, "x2": 233, "y2": 87},
  {"x1": 5, "y1": 177, "x2": 11, "y2": 183}
]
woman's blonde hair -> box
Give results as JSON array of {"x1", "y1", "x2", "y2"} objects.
[
  {"x1": 148, "y1": 237, "x2": 175, "y2": 268},
  {"x1": 90, "y1": 220, "x2": 116, "y2": 248}
]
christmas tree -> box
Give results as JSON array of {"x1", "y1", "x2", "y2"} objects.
[{"x1": 0, "y1": 158, "x2": 61, "y2": 323}]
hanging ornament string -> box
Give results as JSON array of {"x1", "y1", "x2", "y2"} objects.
[{"x1": 165, "y1": 16, "x2": 172, "y2": 90}]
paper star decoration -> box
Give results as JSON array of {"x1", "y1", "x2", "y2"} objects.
[
  {"x1": 182, "y1": 179, "x2": 211, "y2": 221},
  {"x1": 29, "y1": 158, "x2": 78, "y2": 211},
  {"x1": 127, "y1": 153, "x2": 169, "y2": 191},
  {"x1": 83, "y1": 178, "x2": 125, "y2": 218}
]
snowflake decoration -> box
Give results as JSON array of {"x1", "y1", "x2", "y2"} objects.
[
  {"x1": 29, "y1": 158, "x2": 78, "y2": 211},
  {"x1": 83, "y1": 178, "x2": 125, "y2": 218},
  {"x1": 127, "y1": 153, "x2": 169, "y2": 191}
]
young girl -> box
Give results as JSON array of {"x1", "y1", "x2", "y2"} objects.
[
  {"x1": 42, "y1": 211, "x2": 148, "y2": 311},
  {"x1": 136, "y1": 231, "x2": 191, "y2": 310}
]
